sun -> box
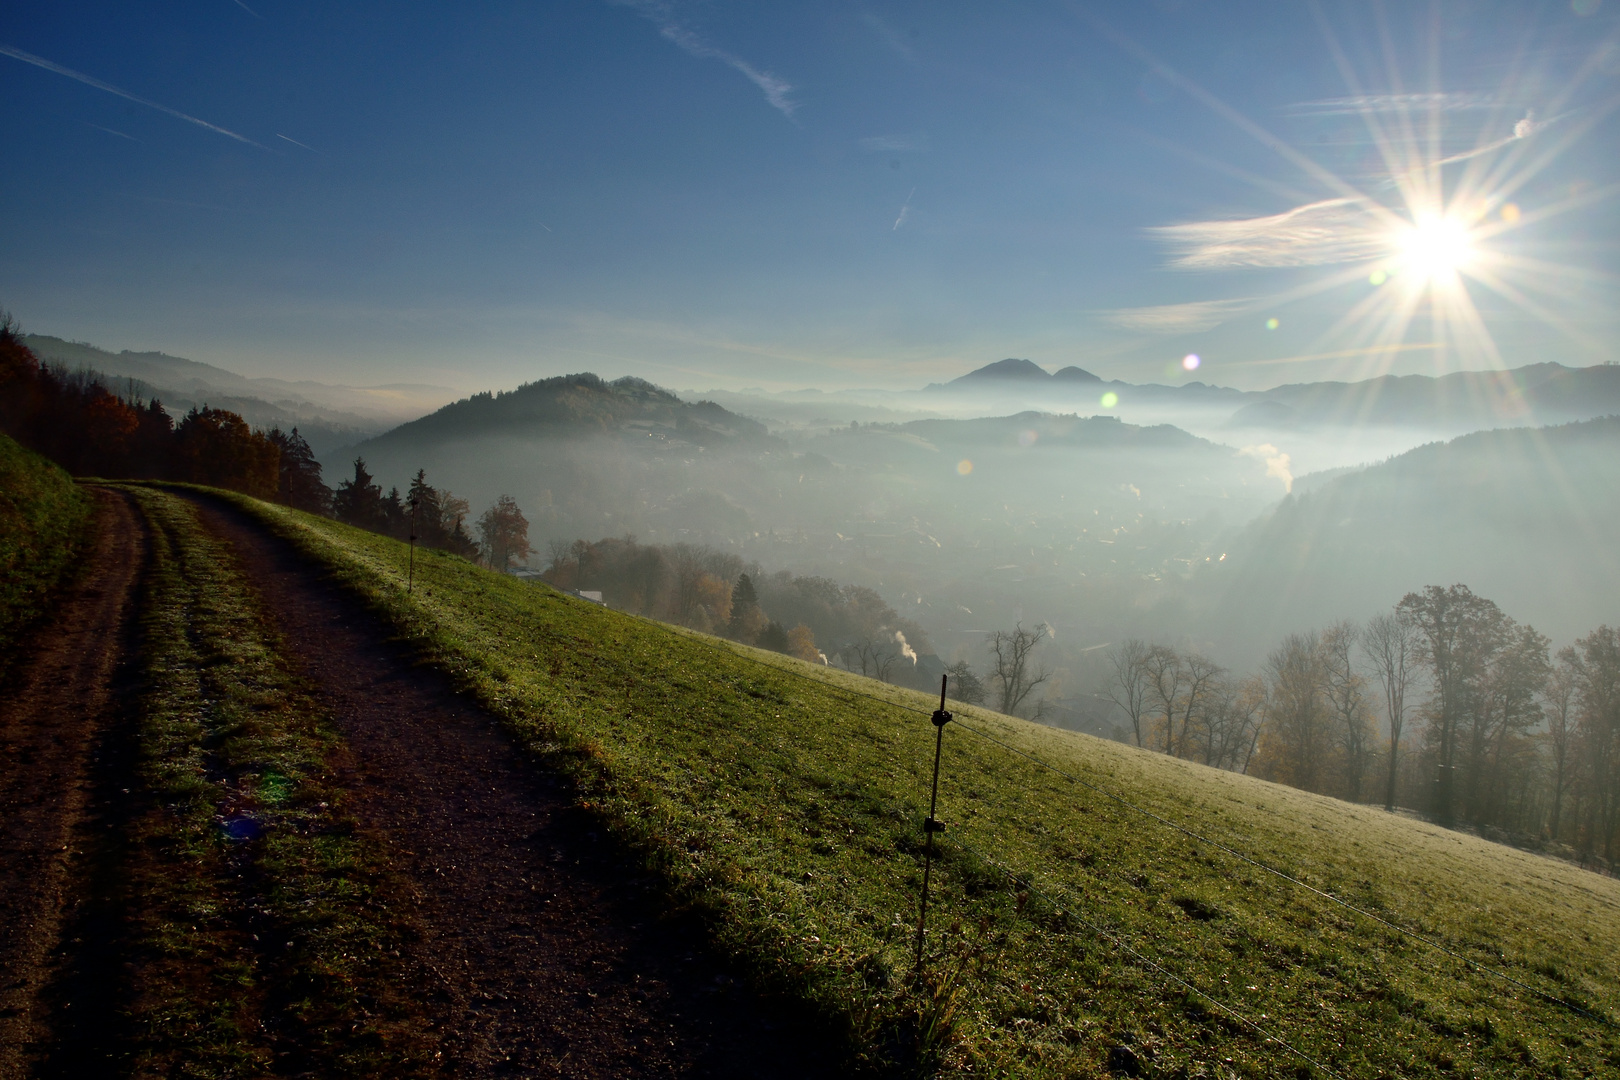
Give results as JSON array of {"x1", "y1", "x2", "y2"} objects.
[{"x1": 1394, "y1": 213, "x2": 1477, "y2": 281}]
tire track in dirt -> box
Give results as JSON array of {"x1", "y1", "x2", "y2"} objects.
[
  {"x1": 190, "y1": 496, "x2": 841, "y2": 1079},
  {"x1": 0, "y1": 488, "x2": 143, "y2": 1080}
]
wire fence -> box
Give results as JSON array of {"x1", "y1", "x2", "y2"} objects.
[
  {"x1": 677, "y1": 630, "x2": 1617, "y2": 1012},
  {"x1": 501, "y1": 584, "x2": 1620, "y2": 1069}
]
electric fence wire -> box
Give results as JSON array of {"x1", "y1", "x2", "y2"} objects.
[
  {"x1": 940, "y1": 831, "x2": 1349, "y2": 1080},
  {"x1": 658, "y1": 625, "x2": 1620, "y2": 1030},
  {"x1": 947, "y1": 717, "x2": 1620, "y2": 1030},
  {"x1": 560, "y1": 598, "x2": 1618, "y2": 1030}
]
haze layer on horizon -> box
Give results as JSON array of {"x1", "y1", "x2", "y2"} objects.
[{"x1": 2, "y1": 1, "x2": 1617, "y2": 395}]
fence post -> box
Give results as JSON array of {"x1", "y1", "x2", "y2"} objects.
[
  {"x1": 407, "y1": 495, "x2": 419, "y2": 595},
  {"x1": 914, "y1": 673, "x2": 953, "y2": 970}
]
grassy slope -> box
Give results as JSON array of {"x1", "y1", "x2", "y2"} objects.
[
  {"x1": 214, "y1": 488, "x2": 1620, "y2": 1079},
  {"x1": 109, "y1": 487, "x2": 432, "y2": 1077},
  {"x1": 0, "y1": 432, "x2": 93, "y2": 676}
]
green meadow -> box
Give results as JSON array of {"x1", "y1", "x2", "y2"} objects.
[
  {"x1": 201, "y1": 487, "x2": 1620, "y2": 1078},
  {"x1": 0, "y1": 432, "x2": 92, "y2": 672}
]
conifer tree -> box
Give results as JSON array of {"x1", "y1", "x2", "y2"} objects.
[
  {"x1": 334, "y1": 457, "x2": 385, "y2": 531},
  {"x1": 268, "y1": 427, "x2": 331, "y2": 514}
]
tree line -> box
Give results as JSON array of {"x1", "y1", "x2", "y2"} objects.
[
  {"x1": 541, "y1": 535, "x2": 934, "y2": 683},
  {"x1": 1, "y1": 313, "x2": 541, "y2": 571},
  {"x1": 1104, "y1": 584, "x2": 1620, "y2": 869},
  {"x1": 1, "y1": 314, "x2": 310, "y2": 502}
]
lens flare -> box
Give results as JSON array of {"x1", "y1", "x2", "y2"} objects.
[
  {"x1": 1137, "y1": 12, "x2": 1612, "y2": 384},
  {"x1": 1265, "y1": 317, "x2": 1279, "y2": 330},
  {"x1": 1395, "y1": 214, "x2": 1476, "y2": 280},
  {"x1": 1182, "y1": 353, "x2": 1201, "y2": 371},
  {"x1": 956, "y1": 459, "x2": 973, "y2": 475},
  {"x1": 1099, "y1": 391, "x2": 1119, "y2": 408}
]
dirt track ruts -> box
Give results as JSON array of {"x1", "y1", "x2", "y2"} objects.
[
  {"x1": 0, "y1": 489, "x2": 142, "y2": 1080},
  {"x1": 190, "y1": 496, "x2": 838, "y2": 1079}
]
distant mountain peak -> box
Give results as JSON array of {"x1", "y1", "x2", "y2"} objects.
[
  {"x1": 947, "y1": 358, "x2": 1105, "y2": 385},
  {"x1": 363, "y1": 370, "x2": 774, "y2": 452},
  {"x1": 952, "y1": 358, "x2": 1051, "y2": 383}
]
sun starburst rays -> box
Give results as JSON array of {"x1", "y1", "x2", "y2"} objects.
[{"x1": 1139, "y1": 14, "x2": 1616, "y2": 384}]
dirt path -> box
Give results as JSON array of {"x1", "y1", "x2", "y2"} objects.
[
  {"x1": 0, "y1": 489, "x2": 143, "y2": 1080},
  {"x1": 190, "y1": 497, "x2": 839, "y2": 1079}
]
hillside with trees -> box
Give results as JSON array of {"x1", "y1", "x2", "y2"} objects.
[
  {"x1": 1204, "y1": 417, "x2": 1620, "y2": 664},
  {"x1": 1103, "y1": 583, "x2": 1620, "y2": 871},
  {"x1": 541, "y1": 535, "x2": 940, "y2": 690},
  {"x1": 0, "y1": 315, "x2": 317, "y2": 503}
]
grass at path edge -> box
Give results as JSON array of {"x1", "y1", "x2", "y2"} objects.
[
  {"x1": 105, "y1": 486, "x2": 435, "y2": 1077},
  {"x1": 0, "y1": 433, "x2": 93, "y2": 682},
  {"x1": 196, "y1": 485, "x2": 1620, "y2": 1079}
]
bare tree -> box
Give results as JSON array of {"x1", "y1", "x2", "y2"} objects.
[
  {"x1": 945, "y1": 660, "x2": 987, "y2": 706},
  {"x1": 1203, "y1": 674, "x2": 1265, "y2": 771},
  {"x1": 546, "y1": 537, "x2": 573, "y2": 572},
  {"x1": 843, "y1": 631, "x2": 902, "y2": 682},
  {"x1": 1397, "y1": 585, "x2": 1507, "y2": 824},
  {"x1": 1176, "y1": 654, "x2": 1224, "y2": 760},
  {"x1": 666, "y1": 544, "x2": 711, "y2": 624},
  {"x1": 988, "y1": 623, "x2": 1050, "y2": 716},
  {"x1": 1365, "y1": 611, "x2": 1418, "y2": 812},
  {"x1": 1258, "y1": 631, "x2": 1330, "y2": 793},
  {"x1": 1565, "y1": 626, "x2": 1620, "y2": 862},
  {"x1": 1321, "y1": 620, "x2": 1374, "y2": 802},
  {"x1": 1143, "y1": 645, "x2": 1184, "y2": 754},
  {"x1": 1103, "y1": 640, "x2": 1153, "y2": 748},
  {"x1": 1543, "y1": 653, "x2": 1578, "y2": 841}
]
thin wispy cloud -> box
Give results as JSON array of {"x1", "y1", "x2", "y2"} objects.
[
  {"x1": 861, "y1": 11, "x2": 919, "y2": 66},
  {"x1": 893, "y1": 186, "x2": 915, "y2": 230},
  {"x1": 860, "y1": 133, "x2": 928, "y2": 153},
  {"x1": 1101, "y1": 298, "x2": 1254, "y2": 334},
  {"x1": 614, "y1": 1, "x2": 797, "y2": 118},
  {"x1": 1151, "y1": 198, "x2": 1388, "y2": 270},
  {"x1": 0, "y1": 43, "x2": 265, "y2": 148},
  {"x1": 83, "y1": 121, "x2": 137, "y2": 141},
  {"x1": 1284, "y1": 92, "x2": 1497, "y2": 117}
]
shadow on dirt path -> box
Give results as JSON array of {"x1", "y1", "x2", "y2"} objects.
[
  {"x1": 188, "y1": 495, "x2": 845, "y2": 1079},
  {"x1": 0, "y1": 488, "x2": 144, "y2": 1080}
]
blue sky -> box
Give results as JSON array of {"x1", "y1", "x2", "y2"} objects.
[{"x1": 2, "y1": 1, "x2": 1617, "y2": 392}]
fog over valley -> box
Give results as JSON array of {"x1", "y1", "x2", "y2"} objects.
[
  {"x1": 313, "y1": 357, "x2": 1620, "y2": 713},
  {"x1": 6, "y1": 3, "x2": 1620, "y2": 1070}
]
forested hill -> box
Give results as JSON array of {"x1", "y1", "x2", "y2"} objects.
[
  {"x1": 1206, "y1": 415, "x2": 1620, "y2": 660},
  {"x1": 1231, "y1": 361, "x2": 1620, "y2": 429},
  {"x1": 359, "y1": 373, "x2": 775, "y2": 451}
]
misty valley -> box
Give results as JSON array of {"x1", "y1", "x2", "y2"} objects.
[{"x1": 7, "y1": 6, "x2": 1620, "y2": 1072}]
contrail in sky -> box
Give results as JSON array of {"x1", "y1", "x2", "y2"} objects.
[
  {"x1": 613, "y1": 1, "x2": 797, "y2": 118},
  {"x1": 83, "y1": 121, "x2": 137, "y2": 141},
  {"x1": 230, "y1": 0, "x2": 263, "y2": 17},
  {"x1": 276, "y1": 133, "x2": 317, "y2": 151},
  {"x1": 0, "y1": 43, "x2": 265, "y2": 148},
  {"x1": 893, "y1": 187, "x2": 915, "y2": 230}
]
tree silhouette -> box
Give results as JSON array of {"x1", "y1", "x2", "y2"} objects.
[
  {"x1": 1364, "y1": 611, "x2": 1418, "y2": 812},
  {"x1": 268, "y1": 428, "x2": 331, "y2": 514},
  {"x1": 988, "y1": 623, "x2": 1049, "y2": 716},
  {"x1": 334, "y1": 458, "x2": 385, "y2": 531},
  {"x1": 477, "y1": 494, "x2": 533, "y2": 570},
  {"x1": 728, "y1": 573, "x2": 764, "y2": 642}
]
